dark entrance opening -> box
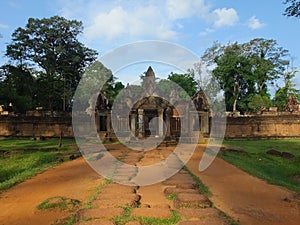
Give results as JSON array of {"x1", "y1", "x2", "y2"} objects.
[{"x1": 144, "y1": 109, "x2": 158, "y2": 137}]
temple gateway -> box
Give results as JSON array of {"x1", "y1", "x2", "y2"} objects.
[{"x1": 94, "y1": 67, "x2": 210, "y2": 142}]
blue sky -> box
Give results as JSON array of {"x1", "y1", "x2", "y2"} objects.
[{"x1": 0, "y1": 0, "x2": 299, "y2": 91}]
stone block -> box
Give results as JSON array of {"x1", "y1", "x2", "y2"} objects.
[
  {"x1": 164, "y1": 187, "x2": 199, "y2": 196},
  {"x1": 92, "y1": 194, "x2": 140, "y2": 208},
  {"x1": 75, "y1": 219, "x2": 115, "y2": 225},
  {"x1": 125, "y1": 221, "x2": 142, "y2": 225},
  {"x1": 178, "y1": 208, "x2": 221, "y2": 219},
  {"x1": 174, "y1": 193, "x2": 211, "y2": 209},
  {"x1": 77, "y1": 208, "x2": 124, "y2": 220},
  {"x1": 131, "y1": 208, "x2": 173, "y2": 218}
]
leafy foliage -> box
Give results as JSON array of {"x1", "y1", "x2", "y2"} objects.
[
  {"x1": 0, "y1": 65, "x2": 35, "y2": 113},
  {"x1": 201, "y1": 38, "x2": 291, "y2": 113},
  {"x1": 5, "y1": 16, "x2": 98, "y2": 111},
  {"x1": 246, "y1": 94, "x2": 272, "y2": 113},
  {"x1": 283, "y1": 0, "x2": 300, "y2": 18},
  {"x1": 74, "y1": 61, "x2": 124, "y2": 110},
  {"x1": 167, "y1": 72, "x2": 198, "y2": 97}
]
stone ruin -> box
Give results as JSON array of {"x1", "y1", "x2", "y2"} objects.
[
  {"x1": 94, "y1": 66, "x2": 210, "y2": 142},
  {"x1": 285, "y1": 95, "x2": 299, "y2": 112}
]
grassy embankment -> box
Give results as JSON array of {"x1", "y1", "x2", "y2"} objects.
[
  {"x1": 0, "y1": 138, "x2": 79, "y2": 191},
  {"x1": 220, "y1": 139, "x2": 300, "y2": 192}
]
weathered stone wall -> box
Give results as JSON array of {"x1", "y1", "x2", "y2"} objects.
[
  {"x1": 0, "y1": 116, "x2": 73, "y2": 138},
  {"x1": 224, "y1": 115, "x2": 300, "y2": 139},
  {"x1": 1, "y1": 114, "x2": 300, "y2": 139}
]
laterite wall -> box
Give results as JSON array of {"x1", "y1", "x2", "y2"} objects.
[{"x1": 1, "y1": 114, "x2": 300, "y2": 139}]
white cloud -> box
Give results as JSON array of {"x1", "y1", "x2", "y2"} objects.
[
  {"x1": 0, "y1": 23, "x2": 8, "y2": 29},
  {"x1": 247, "y1": 16, "x2": 265, "y2": 30},
  {"x1": 211, "y1": 8, "x2": 239, "y2": 28},
  {"x1": 166, "y1": 0, "x2": 210, "y2": 20},
  {"x1": 199, "y1": 27, "x2": 215, "y2": 36},
  {"x1": 84, "y1": 5, "x2": 177, "y2": 42},
  {"x1": 57, "y1": 0, "x2": 241, "y2": 42}
]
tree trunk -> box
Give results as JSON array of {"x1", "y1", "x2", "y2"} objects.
[{"x1": 233, "y1": 98, "x2": 237, "y2": 112}]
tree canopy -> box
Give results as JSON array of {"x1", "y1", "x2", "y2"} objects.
[
  {"x1": 5, "y1": 16, "x2": 98, "y2": 112},
  {"x1": 0, "y1": 65, "x2": 35, "y2": 113},
  {"x1": 201, "y1": 38, "x2": 290, "y2": 112},
  {"x1": 167, "y1": 72, "x2": 198, "y2": 97},
  {"x1": 1, "y1": 15, "x2": 299, "y2": 115},
  {"x1": 283, "y1": 0, "x2": 300, "y2": 18}
]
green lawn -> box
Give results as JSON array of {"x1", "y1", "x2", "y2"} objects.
[
  {"x1": 0, "y1": 138, "x2": 79, "y2": 191},
  {"x1": 220, "y1": 139, "x2": 300, "y2": 192}
]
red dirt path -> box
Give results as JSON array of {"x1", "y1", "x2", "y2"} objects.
[
  {"x1": 188, "y1": 145, "x2": 300, "y2": 225},
  {"x1": 0, "y1": 144, "x2": 299, "y2": 225},
  {"x1": 0, "y1": 158, "x2": 103, "y2": 225}
]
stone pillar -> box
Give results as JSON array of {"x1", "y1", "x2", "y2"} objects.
[
  {"x1": 158, "y1": 109, "x2": 164, "y2": 137},
  {"x1": 186, "y1": 108, "x2": 191, "y2": 136},
  {"x1": 138, "y1": 109, "x2": 144, "y2": 138},
  {"x1": 106, "y1": 112, "x2": 111, "y2": 137},
  {"x1": 165, "y1": 107, "x2": 172, "y2": 138},
  {"x1": 179, "y1": 109, "x2": 187, "y2": 136},
  {"x1": 130, "y1": 111, "x2": 136, "y2": 137},
  {"x1": 191, "y1": 113, "x2": 196, "y2": 132},
  {"x1": 95, "y1": 113, "x2": 100, "y2": 132},
  {"x1": 201, "y1": 112, "x2": 209, "y2": 134}
]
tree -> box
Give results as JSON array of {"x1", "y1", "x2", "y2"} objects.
[
  {"x1": 167, "y1": 72, "x2": 198, "y2": 97},
  {"x1": 273, "y1": 69, "x2": 300, "y2": 110},
  {"x1": 283, "y1": 0, "x2": 300, "y2": 18},
  {"x1": 201, "y1": 39, "x2": 289, "y2": 113},
  {"x1": 245, "y1": 38, "x2": 288, "y2": 94},
  {"x1": 245, "y1": 94, "x2": 272, "y2": 113},
  {"x1": 74, "y1": 61, "x2": 124, "y2": 110},
  {"x1": 6, "y1": 16, "x2": 98, "y2": 111},
  {"x1": 202, "y1": 42, "x2": 253, "y2": 112},
  {"x1": 0, "y1": 65, "x2": 36, "y2": 113}
]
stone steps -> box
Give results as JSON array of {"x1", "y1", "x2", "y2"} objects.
[{"x1": 75, "y1": 149, "x2": 233, "y2": 225}]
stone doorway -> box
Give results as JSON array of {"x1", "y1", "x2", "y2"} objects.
[{"x1": 144, "y1": 109, "x2": 159, "y2": 137}]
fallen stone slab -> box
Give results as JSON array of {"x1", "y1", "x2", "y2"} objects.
[
  {"x1": 177, "y1": 221, "x2": 201, "y2": 225},
  {"x1": 223, "y1": 148, "x2": 246, "y2": 154},
  {"x1": 150, "y1": 203, "x2": 171, "y2": 209},
  {"x1": 178, "y1": 217, "x2": 230, "y2": 225},
  {"x1": 266, "y1": 149, "x2": 295, "y2": 159},
  {"x1": 107, "y1": 151, "x2": 124, "y2": 159},
  {"x1": 75, "y1": 219, "x2": 115, "y2": 225},
  {"x1": 174, "y1": 193, "x2": 211, "y2": 209},
  {"x1": 122, "y1": 154, "x2": 143, "y2": 164},
  {"x1": 163, "y1": 173, "x2": 196, "y2": 181},
  {"x1": 178, "y1": 170, "x2": 189, "y2": 174},
  {"x1": 179, "y1": 215, "x2": 231, "y2": 225},
  {"x1": 178, "y1": 207, "x2": 221, "y2": 219},
  {"x1": 175, "y1": 183, "x2": 198, "y2": 189},
  {"x1": 76, "y1": 208, "x2": 124, "y2": 220},
  {"x1": 200, "y1": 216, "x2": 231, "y2": 225},
  {"x1": 131, "y1": 208, "x2": 173, "y2": 218},
  {"x1": 100, "y1": 184, "x2": 137, "y2": 194},
  {"x1": 164, "y1": 187, "x2": 199, "y2": 196},
  {"x1": 281, "y1": 151, "x2": 295, "y2": 159},
  {"x1": 266, "y1": 149, "x2": 282, "y2": 157},
  {"x1": 114, "y1": 167, "x2": 138, "y2": 175},
  {"x1": 95, "y1": 193, "x2": 140, "y2": 201},
  {"x1": 110, "y1": 174, "x2": 132, "y2": 182},
  {"x1": 162, "y1": 178, "x2": 197, "y2": 186},
  {"x1": 124, "y1": 221, "x2": 142, "y2": 225},
  {"x1": 92, "y1": 194, "x2": 140, "y2": 208}
]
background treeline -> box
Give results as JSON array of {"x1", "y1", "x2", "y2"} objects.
[{"x1": 0, "y1": 13, "x2": 299, "y2": 114}]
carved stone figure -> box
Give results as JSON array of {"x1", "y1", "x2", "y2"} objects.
[{"x1": 285, "y1": 95, "x2": 299, "y2": 112}]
